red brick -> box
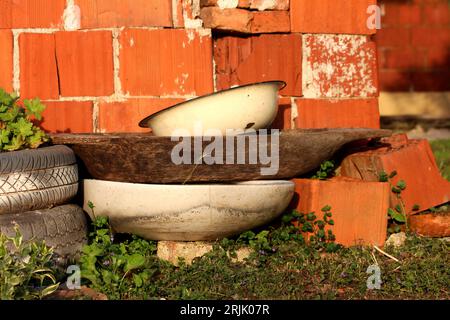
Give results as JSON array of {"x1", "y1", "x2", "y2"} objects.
[
  {"x1": 0, "y1": 30, "x2": 13, "y2": 92},
  {"x1": 0, "y1": 0, "x2": 65, "y2": 28},
  {"x1": 39, "y1": 101, "x2": 93, "y2": 133},
  {"x1": 376, "y1": 28, "x2": 411, "y2": 47},
  {"x1": 425, "y1": 47, "x2": 450, "y2": 69},
  {"x1": 120, "y1": 29, "x2": 214, "y2": 97},
  {"x1": 270, "y1": 97, "x2": 291, "y2": 130},
  {"x1": 241, "y1": 0, "x2": 289, "y2": 10},
  {"x1": 175, "y1": 0, "x2": 205, "y2": 28},
  {"x1": 291, "y1": 0, "x2": 377, "y2": 35},
  {"x1": 251, "y1": 11, "x2": 290, "y2": 33},
  {"x1": 378, "y1": 70, "x2": 411, "y2": 91},
  {"x1": 55, "y1": 31, "x2": 114, "y2": 97},
  {"x1": 409, "y1": 214, "x2": 450, "y2": 238},
  {"x1": 200, "y1": 7, "x2": 253, "y2": 33},
  {"x1": 381, "y1": 4, "x2": 421, "y2": 26},
  {"x1": 19, "y1": 33, "x2": 59, "y2": 99},
  {"x1": 292, "y1": 177, "x2": 389, "y2": 247},
  {"x1": 295, "y1": 99, "x2": 380, "y2": 129},
  {"x1": 0, "y1": 1, "x2": 12, "y2": 28},
  {"x1": 303, "y1": 34, "x2": 378, "y2": 98},
  {"x1": 411, "y1": 27, "x2": 450, "y2": 47},
  {"x1": 214, "y1": 34, "x2": 302, "y2": 96},
  {"x1": 200, "y1": 7, "x2": 290, "y2": 33},
  {"x1": 383, "y1": 48, "x2": 427, "y2": 70},
  {"x1": 422, "y1": 4, "x2": 450, "y2": 24},
  {"x1": 411, "y1": 71, "x2": 450, "y2": 91},
  {"x1": 98, "y1": 98, "x2": 185, "y2": 133},
  {"x1": 203, "y1": 0, "x2": 289, "y2": 10},
  {"x1": 341, "y1": 138, "x2": 450, "y2": 215},
  {"x1": 75, "y1": 0, "x2": 173, "y2": 28}
]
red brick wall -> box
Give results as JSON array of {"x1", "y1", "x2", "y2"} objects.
[
  {"x1": 377, "y1": 0, "x2": 450, "y2": 92},
  {"x1": 0, "y1": 0, "x2": 381, "y2": 133}
]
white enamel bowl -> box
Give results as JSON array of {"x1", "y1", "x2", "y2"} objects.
[
  {"x1": 83, "y1": 179, "x2": 294, "y2": 241},
  {"x1": 139, "y1": 81, "x2": 286, "y2": 136}
]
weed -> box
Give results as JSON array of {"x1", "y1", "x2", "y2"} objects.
[
  {"x1": 0, "y1": 228, "x2": 59, "y2": 300},
  {"x1": 312, "y1": 160, "x2": 335, "y2": 180},
  {"x1": 0, "y1": 88, "x2": 48, "y2": 152}
]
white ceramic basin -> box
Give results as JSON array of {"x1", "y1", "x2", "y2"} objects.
[
  {"x1": 83, "y1": 179, "x2": 294, "y2": 241},
  {"x1": 139, "y1": 81, "x2": 286, "y2": 136}
]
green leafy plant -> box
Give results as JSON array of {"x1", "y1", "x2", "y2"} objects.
[
  {"x1": 236, "y1": 206, "x2": 339, "y2": 256},
  {"x1": 0, "y1": 228, "x2": 59, "y2": 300},
  {"x1": 79, "y1": 204, "x2": 158, "y2": 299},
  {"x1": 312, "y1": 160, "x2": 335, "y2": 180},
  {"x1": 0, "y1": 88, "x2": 48, "y2": 152},
  {"x1": 286, "y1": 205, "x2": 339, "y2": 252},
  {"x1": 379, "y1": 171, "x2": 408, "y2": 234}
]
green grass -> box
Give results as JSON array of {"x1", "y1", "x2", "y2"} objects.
[{"x1": 431, "y1": 140, "x2": 450, "y2": 181}]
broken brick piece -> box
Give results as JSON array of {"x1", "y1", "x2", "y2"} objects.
[
  {"x1": 292, "y1": 177, "x2": 389, "y2": 247},
  {"x1": 341, "y1": 138, "x2": 450, "y2": 214},
  {"x1": 409, "y1": 213, "x2": 450, "y2": 238}
]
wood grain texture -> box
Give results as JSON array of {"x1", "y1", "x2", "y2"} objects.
[{"x1": 50, "y1": 129, "x2": 391, "y2": 184}]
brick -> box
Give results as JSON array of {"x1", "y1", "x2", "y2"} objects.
[
  {"x1": 422, "y1": 4, "x2": 450, "y2": 24},
  {"x1": 341, "y1": 138, "x2": 450, "y2": 214},
  {"x1": 383, "y1": 48, "x2": 427, "y2": 70},
  {"x1": 176, "y1": 0, "x2": 203, "y2": 28},
  {"x1": 0, "y1": 0, "x2": 65, "y2": 29},
  {"x1": 55, "y1": 31, "x2": 114, "y2": 97},
  {"x1": 292, "y1": 178, "x2": 389, "y2": 247},
  {"x1": 271, "y1": 97, "x2": 291, "y2": 130},
  {"x1": 425, "y1": 47, "x2": 450, "y2": 69},
  {"x1": 200, "y1": 7, "x2": 253, "y2": 33},
  {"x1": 251, "y1": 11, "x2": 290, "y2": 33},
  {"x1": 98, "y1": 98, "x2": 185, "y2": 133},
  {"x1": 376, "y1": 28, "x2": 411, "y2": 47},
  {"x1": 291, "y1": 0, "x2": 377, "y2": 35},
  {"x1": 202, "y1": 0, "x2": 289, "y2": 10},
  {"x1": 378, "y1": 70, "x2": 411, "y2": 91},
  {"x1": 214, "y1": 34, "x2": 302, "y2": 96},
  {"x1": 19, "y1": 33, "x2": 59, "y2": 99},
  {"x1": 295, "y1": 99, "x2": 380, "y2": 129},
  {"x1": 200, "y1": 7, "x2": 290, "y2": 33},
  {"x1": 303, "y1": 34, "x2": 378, "y2": 98},
  {"x1": 411, "y1": 71, "x2": 450, "y2": 91},
  {"x1": 75, "y1": 0, "x2": 173, "y2": 28},
  {"x1": 157, "y1": 241, "x2": 251, "y2": 266},
  {"x1": 381, "y1": 4, "x2": 421, "y2": 26},
  {"x1": 120, "y1": 29, "x2": 214, "y2": 96},
  {"x1": 0, "y1": 30, "x2": 13, "y2": 92},
  {"x1": 411, "y1": 27, "x2": 450, "y2": 47},
  {"x1": 244, "y1": 0, "x2": 289, "y2": 11},
  {"x1": 409, "y1": 214, "x2": 450, "y2": 238},
  {"x1": 39, "y1": 101, "x2": 93, "y2": 133}
]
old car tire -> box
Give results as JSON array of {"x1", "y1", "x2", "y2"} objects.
[
  {"x1": 0, "y1": 204, "x2": 88, "y2": 259},
  {"x1": 0, "y1": 146, "x2": 79, "y2": 215}
]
